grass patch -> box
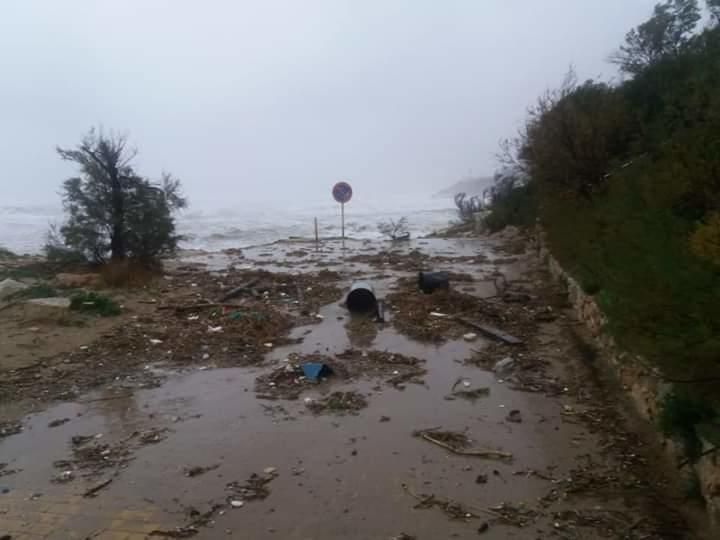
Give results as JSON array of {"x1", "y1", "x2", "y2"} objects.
[
  {"x1": 7, "y1": 283, "x2": 59, "y2": 301},
  {"x1": 69, "y1": 292, "x2": 121, "y2": 317}
]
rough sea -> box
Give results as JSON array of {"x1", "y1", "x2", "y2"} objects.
[{"x1": 0, "y1": 193, "x2": 458, "y2": 255}]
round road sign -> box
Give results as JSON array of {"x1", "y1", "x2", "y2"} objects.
[{"x1": 332, "y1": 181, "x2": 353, "y2": 204}]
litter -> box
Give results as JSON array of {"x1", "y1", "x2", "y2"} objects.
[
  {"x1": 430, "y1": 312, "x2": 448, "y2": 318},
  {"x1": 418, "y1": 271, "x2": 450, "y2": 294},
  {"x1": 230, "y1": 500, "x2": 244, "y2": 508},
  {"x1": 207, "y1": 326, "x2": 223, "y2": 333},
  {"x1": 463, "y1": 333, "x2": 478, "y2": 341},
  {"x1": 149, "y1": 339, "x2": 163, "y2": 345},
  {"x1": 346, "y1": 282, "x2": 378, "y2": 314},
  {"x1": 301, "y1": 363, "x2": 332, "y2": 382}
]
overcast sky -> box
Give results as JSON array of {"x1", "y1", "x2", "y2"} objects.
[{"x1": 0, "y1": 0, "x2": 656, "y2": 207}]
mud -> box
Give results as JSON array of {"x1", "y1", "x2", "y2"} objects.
[{"x1": 0, "y1": 234, "x2": 712, "y2": 539}]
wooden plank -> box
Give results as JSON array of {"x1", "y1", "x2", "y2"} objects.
[{"x1": 453, "y1": 317, "x2": 523, "y2": 345}]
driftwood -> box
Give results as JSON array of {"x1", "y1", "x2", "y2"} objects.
[
  {"x1": 219, "y1": 279, "x2": 259, "y2": 302},
  {"x1": 415, "y1": 431, "x2": 512, "y2": 460},
  {"x1": 83, "y1": 469, "x2": 120, "y2": 498},
  {"x1": 157, "y1": 303, "x2": 240, "y2": 312},
  {"x1": 453, "y1": 317, "x2": 523, "y2": 345}
]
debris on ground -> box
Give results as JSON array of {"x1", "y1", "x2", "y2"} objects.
[
  {"x1": 184, "y1": 464, "x2": 220, "y2": 478},
  {"x1": 505, "y1": 410, "x2": 523, "y2": 423},
  {"x1": 387, "y1": 271, "x2": 546, "y2": 342},
  {"x1": 0, "y1": 421, "x2": 22, "y2": 439},
  {"x1": 301, "y1": 362, "x2": 333, "y2": 382},
  {"x1": 226, "y1": 470, "x2": 278, "y2": 502},
  {"x1": 449, "y1": 387, "x2": 490, "y2": 402},
  {"x1": 48, "y1": 418, "x2": 70, "y2": 428},
  {"x1": 412, "y1": 429, "x2": 512, "y2": 461},
  {"x1": 0, "y1": 463, "x2": 19, "y2": 477},
  {"x1": 336, "y1": 349, "x2": 427, "y2": 388},
  {"x1": 255, "y1": 354, "x2": 344, "y2": 400},
  {"x1": 306, "y1": 391, "x2": 368, "y2": 415},
  {"x1": 402, "y1": 483, "x2": 480, "y2": 521}
]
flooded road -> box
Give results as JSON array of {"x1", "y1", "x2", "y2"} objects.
[{"x1": 0, "y1": 234, "x2": 708, "y2": 539}]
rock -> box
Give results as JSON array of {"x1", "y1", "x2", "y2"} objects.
[
  {"x1": 0, "y1": 278, "x2": 28, "y2": 299},
  {"x1": 506, "y1": 410, "x2": 523, "y2": 423},
  {"x1": 55, "y1": 273, "x2": 102, "y2": 289},
  {"x1": 27, "y1": 297, "x2": 71, "y2": 308}
]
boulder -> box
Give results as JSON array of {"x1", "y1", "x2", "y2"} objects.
[
  {"x1": 0, "y1": 278, "x2": 28, "y2": 299},
  {"x1": 55, "y1": 273, "x2": 102, "y2": 289},
  {"x1": 27, "y1": 297, "x2": 71, "y2": 308}
]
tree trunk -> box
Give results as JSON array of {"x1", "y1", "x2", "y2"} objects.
[{"x1": 110, "y1": 173, "x2": 126, "y2": 260}]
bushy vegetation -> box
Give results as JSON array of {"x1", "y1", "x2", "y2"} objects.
[
  {"x1": 486, "y1": 1, "x2": 720, "y2": 406},
  {"x1": 69, "y1": 292, "x2": 121, "y2": 317},
  {"x1": 50, "y1": 128, "x2": 187, "y2": 265}
]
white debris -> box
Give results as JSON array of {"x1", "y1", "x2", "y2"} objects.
[
  {"x1": 149, "y1": 339, "x2": 163, "y2": 345},
  {"x1": 303, "y1": 397, "x2": 313, "y2": 404},
  {"x1": 462, "y1": 380, "x2": 471, "y2": 388},
  {"x1": 315, "y1": 314, "x2": 324, "y2": 320},
  {"x1": 263, "y1": 467, "x2": 277, "y2": 475},
  {"x1": 202, "y1": 353, "x2": 210, "y2": 360},
  {"x1": 430, "y1": 312, "x2": 448, "y2": 318},
  {"x1": 80, "y1": 345, "x2": 89, "y2": 351},
  {"x1": 493, "y1": 357, "x2": 515, "y2": 374},
  {"x1": 264, "y1": 343, "x2": 273, "y2": 348},
  {"x1": 463, "y1": 333, "x2": 478, "y2": 341},
  {"x1": 187, "y1": 315, "x2": 200, "y2": 321},
  {"x1": 230, "y1": 500, "x2": 244, "y2": 508},
  {"x1": 207, "y1": 326, "x2": 223, "y2": 333}
]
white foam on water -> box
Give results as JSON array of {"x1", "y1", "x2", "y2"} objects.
[{"x1": 0, "y1": 192, "x2": 458, "y2": 255}]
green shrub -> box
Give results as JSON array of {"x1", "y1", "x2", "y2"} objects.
[
  {"x1": 483, "y1": 182, "x2": 537, "y2": 232},
  {"x1": 69, "y1": 292, "x2": 121, "y2": 317},
  {"x1": 659, "y1": 392, "x2": 717, "y2": 462}
]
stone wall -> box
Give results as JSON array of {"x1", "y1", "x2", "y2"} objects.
[{"x1": 536, "y1": 232, "x2": 720, "y2": 526}]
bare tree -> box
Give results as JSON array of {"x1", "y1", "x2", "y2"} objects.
[{"x1": 377, "y1": 217, "x2": 410, "y2": 240}]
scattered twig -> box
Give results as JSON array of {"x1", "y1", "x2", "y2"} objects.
[
  {"x1": 83, "y1": 469, "x2": 120, "y2": 498},
  {"x1": 219, "y1": 280, "x2": 259, "y2": 302},
  {"x1": 158, "y1": 303, "x2": 240, "y2": 312},
  {"x1": 415, "y1": 431, "x2": 513, "y2": 460}
]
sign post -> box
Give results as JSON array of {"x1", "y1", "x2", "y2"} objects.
[{"x1": 332, "y1": 181, "x2": 353, "y2": 245}]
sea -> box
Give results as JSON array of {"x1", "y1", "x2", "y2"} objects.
[{"x1": 0, "y1": 192, "x2": 458, "y2": 255}]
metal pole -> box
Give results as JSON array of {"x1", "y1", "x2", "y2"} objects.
[
  {"x1": 314, "y1": 217, "x2": 319, "y2": 251},
  {"x1": 341, "y1": 202, "x2": 345, "y2": 241}
]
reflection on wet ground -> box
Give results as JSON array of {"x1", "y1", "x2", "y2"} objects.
[{"x1": 0, "y1": 235, "x2": 709, "y2": 539}]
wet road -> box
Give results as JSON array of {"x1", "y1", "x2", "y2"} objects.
[{"x1": 0, "y1": 235, "x2": 707, "y2": 539}]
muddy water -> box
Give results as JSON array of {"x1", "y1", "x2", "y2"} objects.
[{"x1": 0, "y1": 236, "x2": 706, "y2": 539}]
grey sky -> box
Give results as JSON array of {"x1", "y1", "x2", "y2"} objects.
[{"x1": 1, "y1": 1, "x2": 655, "y2": 206}]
